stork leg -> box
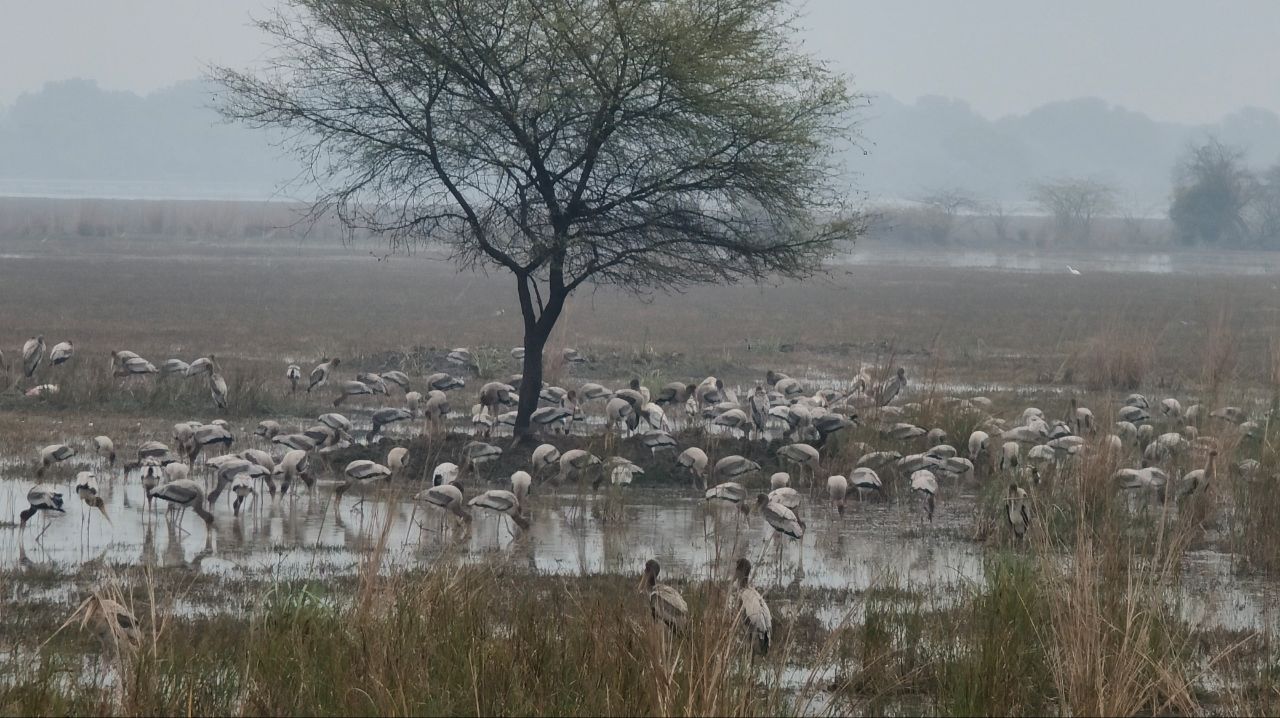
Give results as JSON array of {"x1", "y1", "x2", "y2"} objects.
[{"x1": 34, "y1": 514, "x2": 54, "y2": 543}]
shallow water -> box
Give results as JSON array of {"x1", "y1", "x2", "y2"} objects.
[
  {"x1": 1, "y1": 459, "x2": 980, "y2": 594},
  {"x1": 4, "y1": 450, "x2": 1277, "y2": 640}
]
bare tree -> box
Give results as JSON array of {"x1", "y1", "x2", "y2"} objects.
[
  {"x1": 212, "y1": 0, "x2": 863, "y2": 439},
  {"x1": 914, "y1": 188, "x2": 982, "y2": 243},
  {"x1": 1252, "y1": 163, "x2": 1280, "y2": 248},
  {"x1": 1030, "y1": 177, "x2": 1117, "y2": 244},
  {"x1": 985, "y1": 200, "x2": 1013, "y2": 243}
]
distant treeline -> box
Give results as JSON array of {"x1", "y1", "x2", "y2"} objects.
[
  {"x1": 867, "y1": 204, "x2": 1173, "y2": 249},
  {"x1": 0, "y1": 196, "x2": 362, "y2": 243}
]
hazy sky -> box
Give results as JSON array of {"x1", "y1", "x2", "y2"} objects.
[{"x1": 2, "y1": 0, "x2": 1278, "y2": 124}]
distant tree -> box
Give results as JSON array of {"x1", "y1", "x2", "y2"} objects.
[
  {"x1": 985, "y1": 200, "x2": 1013, "y2": 243},
  {"x1": 1168, "y1": 138, "x2": 1253, "y2": 246},
  {"x1": 914, "y1": 188, "x2": 982, "y2": 243},
  {"x1": 1244, "y1": 163, "x2": 1280, "y2": 248},
  {"x1": 213, "y1": 0, "x2": 862, "y2": 440},
  {"x1": 1029, "y1": 177, "x2": 1117, "y2": 243}
]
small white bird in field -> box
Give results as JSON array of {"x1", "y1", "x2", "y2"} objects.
[{"x1": 1066, "y1": 265, "x2": 1081, "y2": 275}]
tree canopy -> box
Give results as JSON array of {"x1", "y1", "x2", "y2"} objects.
[
  {"x1": 213, "y1": 0, "x2": 862, "y2": 436},
  {"x1": 1169, "y1": 138, "x2": 1253, "y2": 246}
]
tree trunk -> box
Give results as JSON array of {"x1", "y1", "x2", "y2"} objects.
[
  {"x1": 512, "y1": 279, "x2": 567, "y2": 444},
  {"x1": 513, "y1": 324, "x2": 551, "y2": 443}
]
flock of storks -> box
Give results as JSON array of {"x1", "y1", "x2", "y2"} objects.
[{"x1": 5, "y1": 335, "x2": 1257, "y2": 645}]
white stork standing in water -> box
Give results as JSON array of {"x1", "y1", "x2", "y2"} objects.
[
  {"x1": 676, "y1": 447, "x2": 709, "y2": 488},
  {"x1": 20, "y1": 484, "x2": 65, "y2": 536},
  {"x1": 74, "y1": 471, "x2": 111, "y2": 536},
  {"x1": 37, "y1": 444, "x2": 75, "y2": 477},
  {"x1": 776, "y1": 443, "x2": 820, "y2": 486},
  {"x1": 230, "y1": 474, "x2": 256, "y2": 516},
  {"x1": 510, "y1": 470, "x2": 532, "y2": 504},
  {"x1": 705, "y1": 481, "x2": 752, "y2": 516},
  {"x1": 755, "y1": 492, "x2": 805, "y2": 572},
  {"x1": 826, "y1": 474, "x2": 849, "y2": 515},
  {"x1": 733, "y1": 558, "x2": 772, "y2": 655},
  {"x1": 286, "y1": 364, "x2": 302, "y2": 393},
  {"x1": 369, "y1": 407, "x2": 413, "y2": 440},
  {"x1": 911, "y1": 470, "x2": 939, "y2": 523},
  {"x1": 92, "y1": 436, "x2": 116, "y2": 467},
  {"x1": 279, "y1": 449, "x2": 314, "y2": 494},
  {"x1": 468, "y1": 489, "x2": 530, "y2": 532},
  {"x1": 431, "y1": 462, "x2": 460, "y2": 487},
  {"x1": 849, "y1": 467, "x2": 885, "y2": 502},
  {"x1": 530, "y1": 444, "x2": 561, "y2": 480},
  {"x1": 555, "y1": 449, "x2": 601, "y2": 486},
  {"x1": 188, "y1": 423, "x2": 233, "y2": 461},
  {"x1": 49, "y1": 341, "x2": 74, "y2": 366},
  {"x1": 1006, "y1": 484, "x2": 1030, "y2": 540},
  {"x1": 767, "y1": 486, "x2": 801, "y2": 513},
  {"x1": 307, "y1": 357, "x2": 340, "y2": 393},
  {"x1": 386, "y1": 447, "x2": 409, "y2": 480},
  {"x1": 140, "y1": 460, "x2": 164, "y2": 513},
  {"x1": 149, "y1": 479, "x2": 215, "y2": 533},
  {"x1": 639, "y1": 559, "x2": 687, "y2": 632},
  {"x1": 756, "y1": 493, "x2": 805, "y2": 541},
  {"x1": 335, "y1": 460, "x2": 392, "y2": 511},
  {"x1": 415, "y1": 480, "x2": 472, "y2": 529},
  {"x1": 713, "y1": 455, "x2": 761, "y2": 483}
]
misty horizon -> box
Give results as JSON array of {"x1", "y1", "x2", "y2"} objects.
[{"x1": 2, "y1": 76, "x2": 1278, "y2": 209}]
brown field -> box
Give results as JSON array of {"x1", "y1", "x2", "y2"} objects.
[{"x1": 0, "y1": 234, "x2": 1271, "y2": 392}]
